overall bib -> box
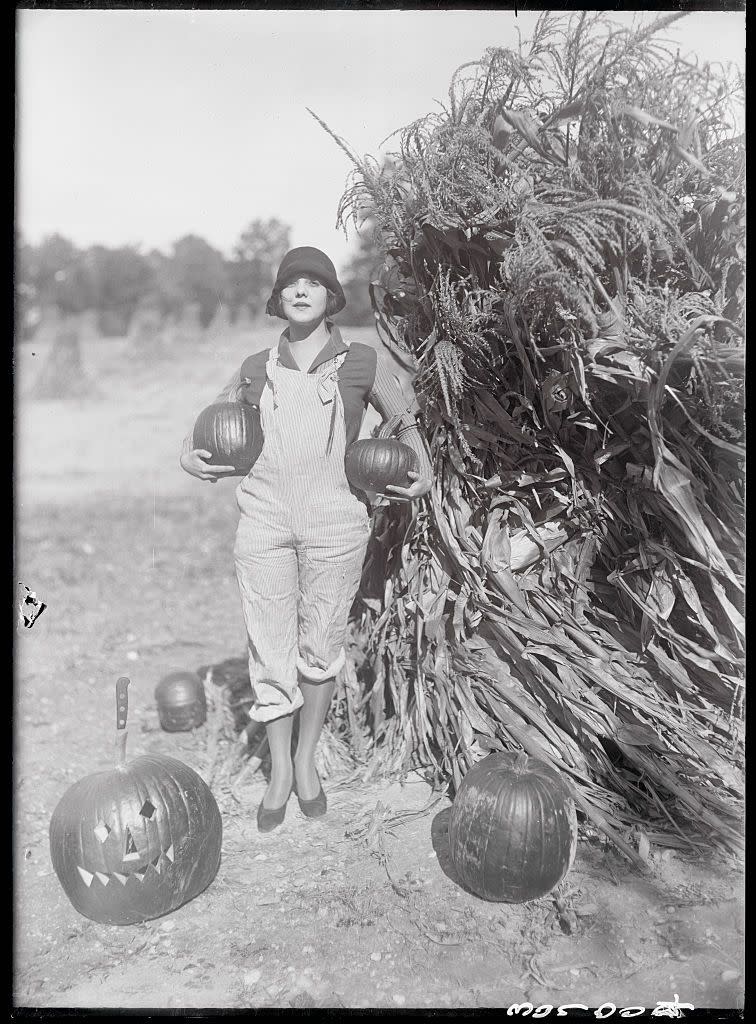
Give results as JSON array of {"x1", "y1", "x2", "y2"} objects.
[{"x1": 233, "y1": 340, "x2": 371, "y2": 723}]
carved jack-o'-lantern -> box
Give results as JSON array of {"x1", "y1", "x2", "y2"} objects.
[{"x1": 49, "y1": 678, "x2": 222, "y2": 925}]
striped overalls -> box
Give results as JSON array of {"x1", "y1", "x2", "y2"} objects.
[{"x1": 233, "y1": 338, "x2": 371, "y2": 722}]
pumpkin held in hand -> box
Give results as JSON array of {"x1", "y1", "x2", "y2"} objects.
[
  {"x1": 49, "y1": 677, "x2": 222, "y2": 925},
  {"x1": 155, "y1": 670, "x2": 207, "y2": 732},
  {"x1": 192, "y1": 402, "x2": 261, "y2": 476},
  {"x1": 344, "y1": 438, "x2": 418, "y2": 492},
  {"x1": 448, "y1": 751, "x2": 577, "y2": 903}
]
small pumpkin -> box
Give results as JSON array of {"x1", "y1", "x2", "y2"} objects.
[
  {"x1": 192, "y1": 402, "x2": 262, "y2": 476},
  {"x1": 448, "y1": 751, "x2": 577, "y2": 903},
  {"x1": 49, "y1": 678, "x2": 222, "y2": 925},
  {"x1": 155, "y1": 670, "x2": 207, "y2": 732},
  {"x1": 344, "y1": 438, "x2": 417, "y2": 492}
]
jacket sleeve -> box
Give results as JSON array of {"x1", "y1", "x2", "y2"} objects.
[
  {"x1": 181, "y1": 367, "x2": 244, "y2": 457},
  {"x1": 368, "y1": 353, "x2": 433, "y2": 480}
]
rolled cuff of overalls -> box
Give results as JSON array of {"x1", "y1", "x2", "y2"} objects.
[
  {"x1": 248, "y1": 679, "x2": 305, "y2": 723},
  {"x1": 296, "y1": 647, "x2": 346, "y2": 682}
]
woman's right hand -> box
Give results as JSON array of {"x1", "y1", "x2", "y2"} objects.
[{"x1": 180, "y1": 449, "x2": 237, "y2": 483}]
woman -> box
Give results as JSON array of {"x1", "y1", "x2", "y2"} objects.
[{"x1": 181, "y1": 247, "x2": 432, "y2": 831}]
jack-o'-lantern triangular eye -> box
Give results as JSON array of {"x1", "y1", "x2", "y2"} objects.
[{"x1": 139, "y1": 800, "x2": 156, "y2": 820}]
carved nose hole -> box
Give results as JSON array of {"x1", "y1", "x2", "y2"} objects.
[
  {"x1": 123, "y1": 826, "x2": 140, "y2": 861},
  {"x1": 139, "y1": 800, "x2": 156, "y2": 820}
]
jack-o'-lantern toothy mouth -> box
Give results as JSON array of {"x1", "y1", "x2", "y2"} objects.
[{"x1": 76, "y1": 844, "x2": 175, "y2": 887}]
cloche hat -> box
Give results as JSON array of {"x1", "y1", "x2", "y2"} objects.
[{"x1": 266, "y1": 246, "x2": 346, "y2": 318}]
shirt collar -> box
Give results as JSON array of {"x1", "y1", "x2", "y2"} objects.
[{"x1": 277, "y1": 322, "x2": 347, "y2": 373}]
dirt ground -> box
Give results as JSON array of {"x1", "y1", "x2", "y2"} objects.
[{"x1": 14, "y1": 326, "x2": 745, "y2": 1011}]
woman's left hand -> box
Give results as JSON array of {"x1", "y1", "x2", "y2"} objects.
[{"x1": 379, "y1": 470, "x2": 432, "y2": 504}]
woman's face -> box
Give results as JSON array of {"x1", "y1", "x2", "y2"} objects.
[{"x1": 280, "y1": 277, "x2": 328, "y2": 326}]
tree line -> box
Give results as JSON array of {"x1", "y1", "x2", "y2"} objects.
[{"x1": 16, "y1": 218, "x2": 381, "y2": 339}]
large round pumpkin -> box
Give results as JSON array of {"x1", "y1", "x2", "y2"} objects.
[
  {"x1": 344, "y1": 438, "x2": 418, "y2": 492},
  {"x1": 155, "y1": 670, "x2": 207, "y2": 732},
  {"x1": 49, "y1": 678, "x2": 222, "y2": 925},
  {"x1": 448, "y1": 751, "x2": 577, "y2": 903},
  {"x1": 192, "y1": 402, "x2": 261, "y2": 476}
]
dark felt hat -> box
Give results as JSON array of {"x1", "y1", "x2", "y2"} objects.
[{"x1": 266, "y1": 247, "x2": 346, "y2": 318}]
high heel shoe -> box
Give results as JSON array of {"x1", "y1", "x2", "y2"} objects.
[
  {"x1": 257, "y1": 786, "x2": 292, "y2": 833},
  {"x1": 294, "y1": 774, "x2": 327, "y2": 818}
]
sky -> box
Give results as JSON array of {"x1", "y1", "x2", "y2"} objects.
[{"x1": 16, "y1": 8, "x2": 746, "y2": 276}]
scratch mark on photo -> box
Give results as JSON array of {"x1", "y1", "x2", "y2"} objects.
[{"x1": 19, "y1": 583, "x2": 47, "y2": 629}]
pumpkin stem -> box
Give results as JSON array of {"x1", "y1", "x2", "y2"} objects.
[{"x1": 514, "y1": 750, "x2": 529, "y2": 773}]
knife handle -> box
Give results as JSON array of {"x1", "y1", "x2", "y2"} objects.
[{"x1": 116, "y1": 677, "x2": 131, "y2": 730}]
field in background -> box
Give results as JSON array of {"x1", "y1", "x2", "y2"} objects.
[
  {"x1": 14, "y1": 327, "x2": 743, "y2": 1010},
  {"x1": 16, "y1": 324, "x2": 403, "y2": 506}
]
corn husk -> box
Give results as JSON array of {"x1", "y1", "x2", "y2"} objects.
[{"x1": 319, "y1": 12, "x2": 744, "y2": 863}]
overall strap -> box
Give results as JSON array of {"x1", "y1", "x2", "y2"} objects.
[
  {"x1": 264, "y1": 343, "x2": 281, "y2": 408},
  {"x1": 324, "y1": 342, "x2": 350, "y2": 456}
]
